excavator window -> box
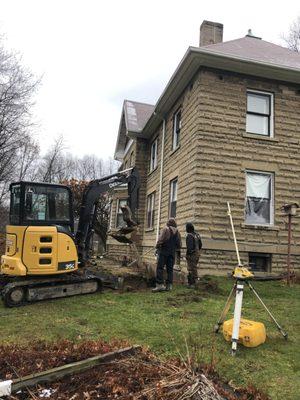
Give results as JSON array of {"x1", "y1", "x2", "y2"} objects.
[{"x1": 9, "y1": 182, "x2": 74, "y2": 230}]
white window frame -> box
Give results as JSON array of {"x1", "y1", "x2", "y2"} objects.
[
  {"x1": 172, "y1": 109, "x2": 181, "y2": 150},
  {"x1": 246, "y1": 90, "x2": 274, "y2": 137},
  {"x1": 115, "y1": 198, "x2": 127, "y2": 228},
  {"x1": 169, "y1": 178, "x2": 178, "y2": 218},
  {"x1": 150, "y1": 138, "x2": 158, "y2": 172},
  {"x1": 146, "y1": 192, "x2": 155, "y2": 229},
  {"x1": 245, "y1": 170, "x2": 274, "y2": 226}
]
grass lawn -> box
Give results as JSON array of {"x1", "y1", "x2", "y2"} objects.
[{"x1": 0, "y1": 276, "x2": 299, "y2": 399}]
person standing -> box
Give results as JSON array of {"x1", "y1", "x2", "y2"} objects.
[
  {"x1": 186, "y1": 222, "x2": 202, "y2": 288},
  {"x1": 152, "y1": 218, "x2": 182, "y2": 292}
]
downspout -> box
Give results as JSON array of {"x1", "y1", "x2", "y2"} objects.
[{"x1": 156, "y1": 118, "x2": 166, "y2": 241}]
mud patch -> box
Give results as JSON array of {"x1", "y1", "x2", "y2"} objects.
[
  {"x1": 167, "y1": 292, "x2": 203, "y2": 307},
  {"x1": 197, "y1": 275, "x2": 223, "y2": 294}
]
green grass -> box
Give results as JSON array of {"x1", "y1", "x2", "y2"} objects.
[{"x1": 0, "y1": 277, "x2": 299, "y2": 399}]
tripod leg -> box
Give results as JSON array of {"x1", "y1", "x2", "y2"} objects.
[
  {"x1": 214, "y1": 283, "x2": 236, "y2": 333},
  {"x1": 247, "y1": 282, "x2": 288, "y2": 340},
  {"x1": 231, "y1": 282, "x2": 244, "y2": 355}
]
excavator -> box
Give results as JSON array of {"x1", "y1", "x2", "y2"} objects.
[{"x1": 0, "y1": 167, "x2": 140, "y2": 307}]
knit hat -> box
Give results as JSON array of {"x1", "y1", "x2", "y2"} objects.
[
  {"x1": 186, "y1": 222, "x2": 195, "y2": 233},
  {"x1": 167, "y1": 218, "x2": 177, "y2": 228}
]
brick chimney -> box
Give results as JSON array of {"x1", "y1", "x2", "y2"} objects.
[{"x1": 199, "y1": 20, "x2": 223, "y2": 46}]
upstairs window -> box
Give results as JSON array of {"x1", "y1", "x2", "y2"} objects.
[
  {"x1": 116, "y1": 199, "x2": 127, "y2": 228},
  {"x1": 172, "y1": 109, "x2": 181, "y2": 150},
  {"x1": 150, "y1": 138, "x2": 158, "y2": 172},
  {"x1": 146, "y1": 192, "x2": 155, "y2": 229},
  {"x1": 245, "y1": 171, "x2": 273, "y2": 225},
  {"x1": 246, "y1": 90, "x2": 273, "y2": 136},
  {"x1": 169, "y1": 178, "x2": 178, "y2": 218}
]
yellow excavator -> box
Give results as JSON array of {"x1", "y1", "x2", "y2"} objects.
[{"x1": 0, "y1": 168, "x2": 140, "y2": 307}]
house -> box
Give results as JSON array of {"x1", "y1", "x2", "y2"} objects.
[{"x1": 107, "y1": 20, "x2": 300, "y2": 274}]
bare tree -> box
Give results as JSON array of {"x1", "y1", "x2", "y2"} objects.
[
  {"x1": 282, "y1": 17, "x2": 300, "y2": 52},
  {"x1": 75, "y1": 154, "x2": 106, "y2": 181},
  {"x1": 16, "y1": 135, "x2": 40, "y2": 181},
  {"x1": 38, "y1": 136, "x2": 65, "y2": 182},
  {"x1": 0, "y1": 37, "x2": 39, "y2": 203}
]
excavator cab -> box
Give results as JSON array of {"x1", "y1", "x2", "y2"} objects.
[
  {"x1": 2, "y1": 182, "x2": 78, "y2": 279},
  {"x1": 10, "y1": 182, "x2": 74, "y2": 231}
]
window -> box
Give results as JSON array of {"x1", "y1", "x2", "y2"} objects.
[
  {"x1": 116, "y1": 199, "x2": 127, "y2": 228},
  {"x1": 146, "y1": 192, "x2": 155, "y2": 229},
  {"x1": 130, "y1": 151, "x2": 134, "y2": 167},
  {"x1": 150, "y1": 138, "x2": 158, "y2": 172},
  {"x1": 246, "y1": 90, "x2": 273, "y2": 136},
  {"x1": 172, "y1": 109, "x2": 181, "y2": 150},
  {"x1": 169, "y1": 178, "x2": 178, "y2": 218},
  {"x1": 249, "y1": 253, "x2": 271, "y2": 272},
  {"x1": 24, "y1": 185, "x2": 70, "y2": 222},
  {"x1": 245, "y1": 171, "x2": 274, "y2": 225},
  {"x1": 10, "y1": 185, "x2": 21, "y2": 225}
]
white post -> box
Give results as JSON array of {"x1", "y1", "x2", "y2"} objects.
[{"x1": 231, "y1": 282, "x2": 244, "y2": 354}]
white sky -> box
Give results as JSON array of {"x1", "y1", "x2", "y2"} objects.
[{"x1": 0, "y1": 0, "x2": 299, "y2": 158}]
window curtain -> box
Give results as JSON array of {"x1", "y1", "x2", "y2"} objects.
[{"x1": 246, "y1": 173, "x2": 271, "y2": 224}]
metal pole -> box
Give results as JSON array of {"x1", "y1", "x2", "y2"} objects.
[
  {"x1": 247, "y1": 282, "x2": 288, "y2": 339},
  {"x1": 214, "y1": 283, "x2": 236, "y2": 333},
  {"x1": 287, "y1": 213, "x2": 292, "y2": 287}
]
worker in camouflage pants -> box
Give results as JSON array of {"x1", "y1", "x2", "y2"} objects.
[{"x1": 186, "y1": 222, "x2": 202, "y2": 288}]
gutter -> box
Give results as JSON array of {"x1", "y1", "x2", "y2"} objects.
[{"x1": 156, "y1": 118, "x2": 166, "y2": 241}]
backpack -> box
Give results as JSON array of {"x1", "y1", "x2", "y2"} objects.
[{"x1": 194, "y1": 232, "x2": 202, "y2": 251}]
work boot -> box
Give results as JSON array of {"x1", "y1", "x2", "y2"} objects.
[
  {"x1": 186, "y1": 283, "x2": 196, "y2": 289},
  {"x1": 166, "y1": 283, "x2": 173, "y2": 291},
  {"x1": 152, "y1": 284, "x2": 166, "y2": 293}
]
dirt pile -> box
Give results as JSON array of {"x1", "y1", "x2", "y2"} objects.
[{"x1": 0, "y1": 340, "x2": 269, "y2": 400}]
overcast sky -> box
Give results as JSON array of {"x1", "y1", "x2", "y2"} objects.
[{"x1": 0, "y1": 0, "x2": 299, "y2": 158}]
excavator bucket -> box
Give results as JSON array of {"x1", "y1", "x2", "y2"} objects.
[{"x1": 109, "y1": 205, "x2": 138, "y2": 244}]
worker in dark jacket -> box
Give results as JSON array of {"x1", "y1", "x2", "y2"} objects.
[
  {"x1": 152, "y1": 218, "x2": 182, "y2": 292},
  {"x1": 186, "y1": 222, "x2": 202, "y2": 288}
]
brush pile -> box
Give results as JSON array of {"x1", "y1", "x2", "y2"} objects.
[{"x1": 0, "y1": 340, "x2": 268, "y2": 399}]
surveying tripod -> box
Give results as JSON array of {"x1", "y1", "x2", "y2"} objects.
[{"x1": 214, "y1": 202, "x2": 288, "y2": 355}]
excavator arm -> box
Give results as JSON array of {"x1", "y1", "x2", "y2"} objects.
[{"x1": 75, "y1": 167, "x2": 140, "y2": 265}]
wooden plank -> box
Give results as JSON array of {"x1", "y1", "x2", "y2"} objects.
[{"x1": 11, "y1": 345, "x2": 141, "y2": 393}]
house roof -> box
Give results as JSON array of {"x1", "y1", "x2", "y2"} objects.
[
  {"x1": 124, "y1": 100, "x2": 155, "y2": 133},
  {"x1": 114, "y1": 100, "x2": 154, "y2": 160},
  {"x1": 140, "y1": 35, "x2": 300, "y2": 139},
  {"x1": 114, "y1": 34, "x2": 300, "y2": 157},
  {"x1": 202, "y1": 36, "x2": 300, "y2": 69}
]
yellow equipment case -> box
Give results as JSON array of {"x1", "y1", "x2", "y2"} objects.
[{"x1": 223, "y1": 318, "x2": 266, "y2": 348}]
